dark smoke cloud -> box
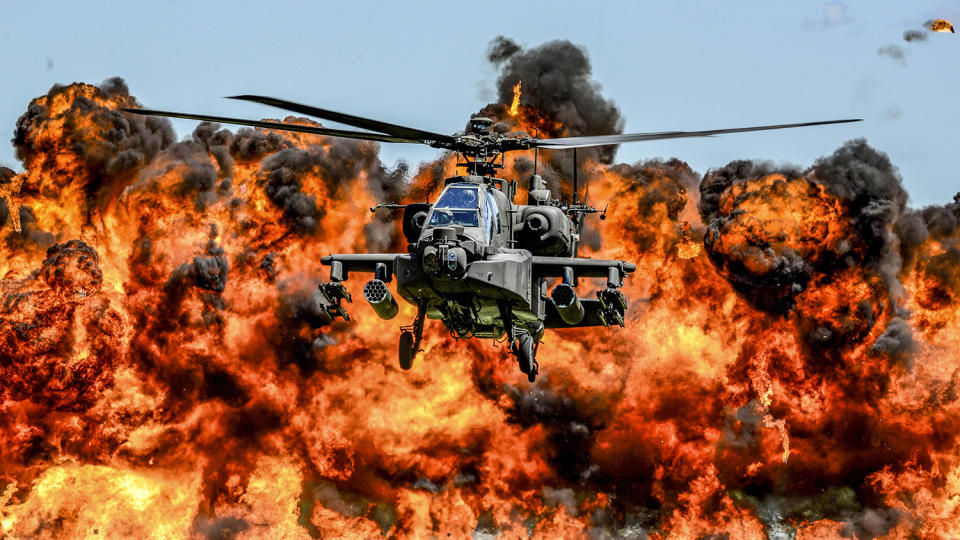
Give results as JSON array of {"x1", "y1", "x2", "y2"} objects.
[
  {"x1": 487, "y1": 36, "x2": 521, "y2": 64},
  {"x1": 4, "y1": 205, "x2": 56, "y2": 252},
  {"x1": 878, "y1": 24, "x2": 935, "y2": 64},
  {"x1": 897, "y1": 195, "x2": 960, "y2": 311},
  {"x1": 487, "y1": 36, "x2": 624, "y2": 163},
  {"x1": 13, "y1": 78, "x2": 174, "y2": 205},
  {"x1": 809, "y1": 139, "x2": 907, "y2": 258},
  {"x1": 258, "y1": 148, "x2": 325, "y2": 234},
  {"x1": 142, "y1": 136, "x2": 226, "y2": 211},
  {"x1": 255, "y1": 121, "x2": 402, "y2": 237},
  {"x1": 192, "y1": 122, "x2": 236, "y2": 183},
  {"x1": 229, "y1": 127, "x2": 294, "y2": 161},
  {"x1": 166, "y1": 227, "x2": 229, "y2": 294},
  {"x1": 364, "y1": 160, "x2": 409, "y2": 252},
  {"x1": 699, "y1": 160, "x2": 786, "y2": 223},
  {"x1": 701, "y1": 141, "x2": 907, "y2": 317},
  {"x1": 877, "y1": 44, "x2": 906, "y2": 65},
  {"x1": 870, "y1": 317, "x2": 915, "y2": 366},
  {"x1": 903, "y1": 29, "x2": 928, "y2": 42},
  {"x1": 895, "y1": 195, "x2": 960, "y2": 299},
  {"x1": 271, "y1": 279, "x2": 345, "y2": 377},
  {"x1": 809, "y1": 139, "x2": 908, "y2": 299}
]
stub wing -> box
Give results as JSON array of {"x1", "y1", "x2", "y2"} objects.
[
  {"x1": 531, "y1": 256, "x2": 636, "y2": 280},
  {"x1": 320, "y1": 253, "x2": 405, "y2": 280},
  {"x1": 532, "y1": 256, "x2": 636, "y2": 329},
  {"x1": 315, "y1": 253, "x2": 404, "y2": 323}
]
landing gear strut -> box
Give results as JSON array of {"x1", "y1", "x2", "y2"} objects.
[{"x1": 398, "y1": 298, "x2": 427, "y2": 370}]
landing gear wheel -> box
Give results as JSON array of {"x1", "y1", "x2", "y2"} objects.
[
  {"x1": 516, "y1": 334, "x2": 535, "y2": 379},
  {"x1": 398, "y1": 331, "x2": 415, "y2": 370}
]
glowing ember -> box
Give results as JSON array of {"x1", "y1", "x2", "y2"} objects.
[
  {"x1": 508, "y1": 80, "x2": 522, "y2": 117},
  {"x1": 2, "y1": 39, "x2": 960, "y2": 537},
  {"x1": 929, "y1": 18, "x2": 955, "y2": 33}
]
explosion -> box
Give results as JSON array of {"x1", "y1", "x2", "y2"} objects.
[
  {"x1": 929, "y1": 19, "x2": 955, "y2": 33},
  {"x1": 2, "y1": 38, "x2": 960, "y2": 538}
]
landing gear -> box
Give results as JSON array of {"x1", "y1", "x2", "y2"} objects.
[
  {"x1": 398, "y1": 298, "x2": 427, "y2": 370},
  {"x1": 398, "y1": 331, "x2": 415, "y2": 370},
  {"x1": 514, "y1": 333, "x2": 538, "y2": 382},
  {"x1": 499, "y1": 301, "x2": 540, "y2": 382}
]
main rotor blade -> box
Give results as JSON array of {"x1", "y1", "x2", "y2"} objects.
[
  {"x1": 121, "y1": 108, "x2": 423, "y2": 144},
  {"x1": 228, "y1": 95, "x2": 457, "y2": 144},
  {"x1": 530, "y1": 118, "x2": 862, "y2": 149}
]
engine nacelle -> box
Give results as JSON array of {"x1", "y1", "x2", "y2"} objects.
[
  {"x1": 551, "y1": 282, "x2": 585, "y2": 325},
  {"x1": 363, "y1": 279, "x2": 399, "y2": 320},
  {"x1": 514, "y1": 206, "x2": 574, "y2": 256},
  {"x1": 402, "y1": 202, "x2": 432, "y2": 243}
]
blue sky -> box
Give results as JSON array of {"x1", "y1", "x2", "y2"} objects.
[{"x1": 1, "y1": 0, "x2": 957, "y2": 206}]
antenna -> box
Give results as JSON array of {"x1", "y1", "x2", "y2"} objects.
[
  {"x1": 572, "y1": 148, "x2": 578, "y2": 205},
  {"x1": 533, "y1": 82, "x2": 541, "y2": 176},
  {"x1": 533, "y1": 140, "x2": 538, "y2": 176}
]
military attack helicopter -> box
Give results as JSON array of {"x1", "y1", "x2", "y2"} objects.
[{"x1": 124, "y1": 96, "x2": 859, "y2": 381}]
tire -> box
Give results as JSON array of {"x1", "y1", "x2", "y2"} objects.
[
  {"x1": 516, "y1": 334, "x2": 534, "y2": 376},
  {"x1": 398, "y1": 331, "x2": 415, "y2": 370}
]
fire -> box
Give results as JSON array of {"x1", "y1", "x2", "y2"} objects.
[
  {"x1": 0, "y1": 169, "x2": 22, "y2": 233},
  {"x1": 929, "y1": 18, "x2": 955, "y2": 33},
  {"x1": 508, "y1": 80, "x2": 522, "y2": 117},
  {"x1": 2, "y1": 73, "x2": 960, "y2": 538}
]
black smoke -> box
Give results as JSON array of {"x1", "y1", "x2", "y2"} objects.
[{"x1": 13, "y1": 77, "x2": 174, "y2": 203}]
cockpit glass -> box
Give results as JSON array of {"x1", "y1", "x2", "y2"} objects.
[
  {"x1": 429, "y1": 185, "x2": 480, "y2": 227},
  {"x1": 434, "y1": 186, "x2": 478, "y2": 209},
  {"x1": 428, "y1": 209, "x2": 479, "y2": 227}
]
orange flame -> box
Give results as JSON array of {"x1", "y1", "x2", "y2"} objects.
[
  {"x1": 508, "y1": 80, "x2": 522, "y2": 117},
  {"x1": 929, "y1": 18, "x2": 955, "y2": 33}
]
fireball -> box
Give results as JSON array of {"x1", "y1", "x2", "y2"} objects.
[{"x1": 929, "y1": 18, "x2": 955, "y2": 33}]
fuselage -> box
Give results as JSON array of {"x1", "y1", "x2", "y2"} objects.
[{"x1": 395, "y1": 176, "x2": 546, "y2": 339}]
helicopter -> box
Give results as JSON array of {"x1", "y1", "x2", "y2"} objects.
[{"x1": 124, "y1": 96, "x2": 859, "y2": 381}]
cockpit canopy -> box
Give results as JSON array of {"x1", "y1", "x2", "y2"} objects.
[
  {"x1": 429, "y1": 185, "x2": 480, "y2": 227},
  {"x1": 427, "y1": 183, "x2": 500, "y2": 240}
]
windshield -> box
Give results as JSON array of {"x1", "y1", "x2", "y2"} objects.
[
  {"x1": 435, "y1": 186, "x2": 478, "y2": 209},
  {"x1": 429, "y1": 185, "x2": 480, "y2": 227}
]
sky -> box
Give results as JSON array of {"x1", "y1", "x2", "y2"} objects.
[{"x1": 1, "y1": 0, "x2": 957, "y2": 206}]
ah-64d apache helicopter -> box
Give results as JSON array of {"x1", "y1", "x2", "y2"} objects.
[{"x1": 125, "y1": 96, "x2": 859, "y2": 381}]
